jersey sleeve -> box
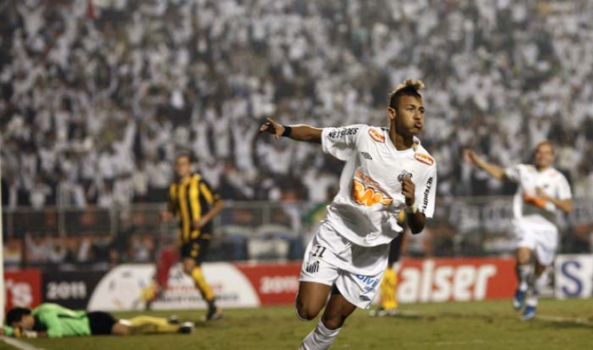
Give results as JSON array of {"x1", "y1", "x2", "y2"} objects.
[
  {"x1": 556, "y1": 174, "x2": 572, "y2": 200},
  {"x1": 321, "y1": 125, "x2": 366, "y2": 161},
  {"x1": 199, "y1": 177, "x2": 222, "y2": 205},
  {"x1": 417, "y1": 164, "x2": 437, "y2": 218},
  {"x1": 33, "y1": 304, "x2": 64, "y2": 338},
  {"x1": 504, "y1": 164, "x2": 524, "y2": 182},
  {"x1": 3, "y1": 325, "x2": 14, "y2": 337}
]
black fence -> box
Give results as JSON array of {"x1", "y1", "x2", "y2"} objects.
[{"x1": 2, "y1": 198, "x2": 592, "y2": 270}]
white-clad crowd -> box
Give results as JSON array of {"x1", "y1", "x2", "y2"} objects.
[{"x1": 1, "y1": 0, "x2": 593, "y2": 209}]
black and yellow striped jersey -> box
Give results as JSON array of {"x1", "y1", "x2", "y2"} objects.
[{"x1": 168, "y1": 173, "x2": 222, "y2": 243}]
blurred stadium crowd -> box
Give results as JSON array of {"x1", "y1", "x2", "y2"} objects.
[
  {"x1": 2, "y1": 0, "x2": 593, "y2": 209},
  {"x1": 1, "y1": 0, "x2": 593, "y2": 265}
]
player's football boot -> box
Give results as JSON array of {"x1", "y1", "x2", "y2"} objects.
[
  {"x1": 178, "y1": 321, "x2": 195, "y2": 334},
  {"x1": 521, "y1": 306, "x2": 536, "y2": 320},
  {"x1": 167, "y1": 315, "x2": 180, "y2": 325},
  {"x1": 512, "y1": 289, "x2": 525, "y2": 310},
  {"x1": 204, "y1": 307, "x2": 224, "y2": 321}
]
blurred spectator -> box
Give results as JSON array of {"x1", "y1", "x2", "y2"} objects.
[
  {"x1": 2, "y1": 0, "x2": 593, "y2": 268},
  {"x1": 91, "y1": 234, "x2": 118, "y2": 267},
  {"x1": 129, "y1": 233, "x2": 155, "y2": 263},
  {"x1": 0, "y1": 0, "x2": 592, "y2": 207},
  {"x1": 3, "y1": 237, "x2": 22, "y2": 267}
]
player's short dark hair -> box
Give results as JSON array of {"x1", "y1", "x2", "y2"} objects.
[
  {"x1": 175, "y1": 151, "x2": 193, "y2": 163},
  {"x1": 388, "y1": 79, "x2": 426, "y2": 109},
  {"x1": 6, "y1": 307, "x2": 31, "y2": 325}
]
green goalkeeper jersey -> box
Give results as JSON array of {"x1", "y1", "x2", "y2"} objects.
[{"x1": 32, "y1": 303, "x2": 91, "y2": 338}]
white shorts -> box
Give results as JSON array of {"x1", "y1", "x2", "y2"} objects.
[
  {"x1": 299, "y1": 222, "x2": 390, "y2": 309},
  {"x1": 513, "y1": 216, "x2": 559, "y2": 266}
]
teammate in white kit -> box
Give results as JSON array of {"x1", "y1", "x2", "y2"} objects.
[
  {"x1": 465, "y1": 141, "x2": 573, "y2": 320},
  {"x1": 259, "y1": 79, "x2": 437, "y2": 349}
]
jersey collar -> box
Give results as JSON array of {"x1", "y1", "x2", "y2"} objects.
[{"x1": 383, "y1": 128, "x2": 421, "y2": 155}]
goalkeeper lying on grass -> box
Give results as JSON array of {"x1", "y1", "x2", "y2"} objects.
[{"x1": 1, "y1": 303, "x2": 194, "y2": 338}]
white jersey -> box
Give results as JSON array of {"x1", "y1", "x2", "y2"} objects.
[
  {"x1": 321, "y1": 124, "x2": 437, "y2": 247},
  {"x1": 505, "y1": 164, "x2": 572, "y2": 225}
]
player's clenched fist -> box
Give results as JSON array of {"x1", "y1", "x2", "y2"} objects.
[
  {"x1": 258, "y1": 118, "x2": 285, "y2": 140},
  {"x1": 401, "y1": 176, "x2": 416, "y2": 207},
  {"x1": 464, "y1": 149, "x2": 488, "y2": 170}
]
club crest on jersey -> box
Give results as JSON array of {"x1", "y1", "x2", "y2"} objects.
[
  {"x1": 397, "y1": 170, "x2": 413, "y2": 183},
  {"x1": 368, "y1": 128, "x2": 385, "y2": 143},
  {"x1": 414, "y1": 153, "x2": 434, "y2": 166},
  {"x1": 351, "y1": 169, "x2": 393, "y2": 207},
  {"x1": 306, "y1": 261, "x2": 319, "y2": 274}
]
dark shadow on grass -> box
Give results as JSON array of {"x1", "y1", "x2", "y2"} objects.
[
  {"x1": 432, "y1": 311, "x2": 593, "y2": 330},
  {"x1": 536, "y1": 317, "x2": 593, "y2": 330}
]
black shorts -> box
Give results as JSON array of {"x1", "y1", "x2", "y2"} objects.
[
  {"x1": 87, "y1": 312, "x2": 117, "y2": 335},
  {"x1": 180, "y1": 236, "x2": 211, "y2": 264},
  {"x1": 388, "y1": 233, "x2": 405, "y2": 265}
]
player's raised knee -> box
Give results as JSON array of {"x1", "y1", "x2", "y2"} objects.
[{"x1": 295, "y1": 303, "x2": 319, "y2": 321}]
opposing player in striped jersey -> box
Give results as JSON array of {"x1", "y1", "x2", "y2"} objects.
[
  {"x1": 161, "y1": 153, "x2": 225, "y2": 321},
  {"x1": 465, "y1": 141, "x2": 573, "y2": 320},
  {"x1": 260, "y1": 79, "x2": 437, "y2": 349}
]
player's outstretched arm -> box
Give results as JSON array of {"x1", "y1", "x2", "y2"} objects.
[
  {"x1": 464, "y1": 149, "x2": 507, "y2": 181},
  {"x1": 258, "y1": 118, "x2": 322, "y2": 144}
]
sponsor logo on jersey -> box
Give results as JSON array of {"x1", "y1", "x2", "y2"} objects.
[
  {"x1": 328, "y1": 127, "x2": 358, "y2": 138},
  {"x1": 361, "y1": 152, "x2": 373, "y2": 160},
  {"x1": 414, "y1": 153, "x2": 434, "y2": 166},
  {"x1": 522, "y1": 194, "x2": 547, "y2": 209},
  {"x1": 356, "y1": 275, "x2": 380, "y2": 293},
  {"x1": 351, "y1": 169, "x2": 393, "y2": 207},
  {"x1": 306, "y1": 261, "x2": 319, "y2": 274},
  {"x1": 368, "y1": 128, "x2": 385, "y2": 143},
  {"x1": 422, "y1": 177, "x2": 433, "y2": 212}
]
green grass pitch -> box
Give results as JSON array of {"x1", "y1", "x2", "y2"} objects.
[{"x1": 3, "y1": 299, "x2": 592, "y2": 350}]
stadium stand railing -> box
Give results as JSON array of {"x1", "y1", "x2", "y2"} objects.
[{"x1": 2, "y1": 198, "x2": 592, "y2": 270}]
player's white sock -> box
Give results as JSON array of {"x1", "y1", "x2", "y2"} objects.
[
  {"x1": 526, "y1": 273, "x2": 546, "y2": 307},
  {"x1": 300, "y1": 318, "x2": 341, "y2": 350},
  {"x1": 517, "y1": 264, "x2": 532, "y2": 292}
]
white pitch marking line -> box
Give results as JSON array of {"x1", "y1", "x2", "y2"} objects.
[
  {"x1": 1, "y1": 337, "x2": 46, "y2": 350},
  {"x1": 537, "y1": 315, "x2": 593, "y2": 325}
]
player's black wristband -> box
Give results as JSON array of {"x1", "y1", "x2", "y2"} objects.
[{"x1": 282, "y1": 125, "x2": 292, "y2": 137}]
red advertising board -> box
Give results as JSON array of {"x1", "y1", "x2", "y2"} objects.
[
  {"x1": 4, "y1": 269, "x2": 42, "y2": 311},
  {"x1": 5, "y1": 258, "x2": 515, "y2": 312},
  {"x1": 234, "y1": 257, "x2": 516, "y2": 306},
  {"x1": 235, "y1": 263, "x2": 302, "y2": 306},
  {"x1": 398, "y1": 257, "x2": 516, "y2": 303}
]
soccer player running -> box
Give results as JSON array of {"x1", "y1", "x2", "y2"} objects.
[
  {"x1": 161, "y1": 153, "x2": 225, "y2": 320},
  {"x1": 260, "y1": 79, "x2": 437, "y2": 349},
  {"x1": 3, "y1": 303, "x2": 193, "y2": 338},
  {"x1": 465, "y1": 141, "x2": 573, "y2": 320}
]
